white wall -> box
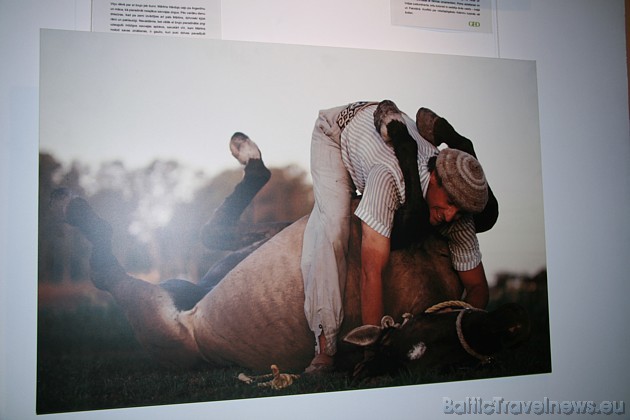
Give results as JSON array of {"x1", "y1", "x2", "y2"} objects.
[{"x1": 1, "y1": 1, "x2": 628, "y2": 419}]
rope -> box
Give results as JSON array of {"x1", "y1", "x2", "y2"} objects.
[
  {"x1": 237, "y1": 372, "x2": 274, "y2": 383},
  {"x1": 423, "y1": 300, "x2": 493, "y2": 364},
  {"x1": 456, "y1": 309, "x2": 493, "y2": 364},
  {"x1": 237, "y1": 365, "x2": 300, "y2": 390},
  {"x1": 424, "y1": 300, "x2": 475, "y2": 314}
]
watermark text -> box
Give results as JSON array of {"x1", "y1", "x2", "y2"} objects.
[{"x1": 443, "y1": 397, "x2": 625, "y2": 415}]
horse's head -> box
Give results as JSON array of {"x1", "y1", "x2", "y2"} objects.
[{"x1": 343, "y1": 303, "x2": 531, "y2": 381}]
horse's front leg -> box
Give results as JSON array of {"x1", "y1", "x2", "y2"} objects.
[{"x1": 373, "y1": 100, "x2": 430, "y2": 249}]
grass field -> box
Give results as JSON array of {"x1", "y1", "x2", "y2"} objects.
[{"x1": 36, "y1": 279, "x2": 551, "y2": 414}]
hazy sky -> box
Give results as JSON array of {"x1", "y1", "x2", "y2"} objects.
[{"x1": 40, "y1": 29, "x2": 546, "y2": 283}]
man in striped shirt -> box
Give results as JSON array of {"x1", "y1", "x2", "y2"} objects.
[{"x1": 301, "y1": 100, "x2": 493, "y2": 373}]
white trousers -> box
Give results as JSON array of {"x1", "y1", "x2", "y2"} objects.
[{"x1": 301, "y1": 105, "x2": 354, "y2": 356}]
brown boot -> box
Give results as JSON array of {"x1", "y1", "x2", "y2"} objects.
[
  {"x1": 304, "y1": 353, "x2": 334, "y2": 375},
  {"x1": 304, "y1": 332, "x2": 334, "y2": 374}
]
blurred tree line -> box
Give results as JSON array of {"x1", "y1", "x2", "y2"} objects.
[{"x1": 38, "y1": 153, "x2": 313, "y2": 285}]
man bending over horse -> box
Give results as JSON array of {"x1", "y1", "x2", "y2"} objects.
[{"x1": 301, "y1": 100, "x2": 497, "y2": 373}]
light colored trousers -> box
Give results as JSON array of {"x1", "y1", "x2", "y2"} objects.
[{"x1": 301, "y1": 105, "x2": 354, "y2": 356}]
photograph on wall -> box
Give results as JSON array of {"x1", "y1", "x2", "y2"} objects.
[{"x1": 37, "y1": 29, "x2": 550, "y2": 413}]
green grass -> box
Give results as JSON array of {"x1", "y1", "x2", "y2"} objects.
[{"x1": 37, "y1": 288, "x2": 551, "y2": 414}]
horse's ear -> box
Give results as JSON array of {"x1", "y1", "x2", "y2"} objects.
[{"x1": 342, "y1": 325, "x2": 383, "y2": 347}]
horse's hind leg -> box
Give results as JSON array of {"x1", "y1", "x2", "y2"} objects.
[
  {"x1": 198, "y1": 237, "x2": 267, "y2": 291},
  {"x1": 201, "y1": 132, "x2": 272, "y2": 251},
  {"x1": 63, "y1": 195, "x2": 125, "y2": 292},
  {"x1": 58, "y1": 194, "x2": 203, "y2": 366}
]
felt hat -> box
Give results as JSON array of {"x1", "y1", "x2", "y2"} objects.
[{"x1": 436, "y1": 148, "x2": 488, "y2": 214}]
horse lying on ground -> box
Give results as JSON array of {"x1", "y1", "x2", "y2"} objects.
[{"x1": 52, "y1": 134, "x2": 529, "y2": 376}]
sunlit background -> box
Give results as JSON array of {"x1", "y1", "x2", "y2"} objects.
[{"x1": 39, "y1": 30, "x2": 547, "y2": 288}]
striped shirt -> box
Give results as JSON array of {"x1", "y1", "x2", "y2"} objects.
[{"x1": 339, "y1": 103, "x2": 481, "y2": 271}]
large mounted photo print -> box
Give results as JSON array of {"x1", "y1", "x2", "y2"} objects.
[{"x1": 38, "y1": 29, "x2": 549, "y2": 413}]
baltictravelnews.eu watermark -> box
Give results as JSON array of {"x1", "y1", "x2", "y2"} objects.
[{"x1": 443, "y1": 397, "x2": 625, "y2": 416}]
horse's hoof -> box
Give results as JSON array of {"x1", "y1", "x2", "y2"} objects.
[
  {"x1": 230, "y1": 132, "x2": 261, "y2": 165},
  {"x1": 65, "y1": 197, "x2": 113, "y2": 245},
  {"x1": 373, "y1": 100, "x2": 405, "y2": 143},
  {"x1": 48, "y1": 187, "x2": 77, "y2": 222},
  {"x1": 415, "y1": 107, "x2": 440, "y2": 145}
]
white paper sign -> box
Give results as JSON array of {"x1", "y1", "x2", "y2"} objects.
[
  {"x1": 391, "y1": 0, "x2": 492, "y2": 33},
  {"x1": 91, "y1": 0, "x2": 221, "y2": 38}
]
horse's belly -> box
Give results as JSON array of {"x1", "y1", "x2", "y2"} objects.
[
  {"x1": 187, "y1": 215, "x2": 463, "y2": 372},
  {"x1": 191, "y1": 218, "x2": 314, "y2": 371}
]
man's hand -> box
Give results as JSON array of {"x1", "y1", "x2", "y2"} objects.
[
  {"x1": 458, "y1": 262, "x2": 489, "y2": 309},
  {"x1": 360, "y1": 222, "x2": 391, "y2": 326}
]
